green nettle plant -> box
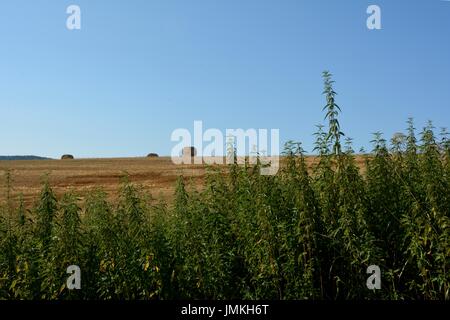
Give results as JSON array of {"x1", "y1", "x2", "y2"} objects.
[
  {"x1": 35, "y1": 179, "x2": 58, "y2": 250},
  {"x1": 40, "y1": 193, "x2": 84, "y2": 299},
  {"x1": 0, "y1": 72, "x2": 448, "y2": 300},
  {"x1": 322, "y1": 71, "x2": 344, "y2": 157}
]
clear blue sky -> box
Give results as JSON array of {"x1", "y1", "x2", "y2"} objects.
[{"x1": 1, "y1": 0, "x2": 449, "y2": 158}]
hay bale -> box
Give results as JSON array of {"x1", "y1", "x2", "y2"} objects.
[
  {"x1": 182, "y1": 146, "x2": 197, "y2": 157},
  {"x1": 61, "y1": 154, "x2": 74, "y2": 160},
  {"x1": 147, "y1": 153, "x2": 159, "y2": 158}
]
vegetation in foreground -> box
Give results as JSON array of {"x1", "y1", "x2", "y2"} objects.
[{"x1": 0, "y1": 72, "x2": 448, "y2": 300}]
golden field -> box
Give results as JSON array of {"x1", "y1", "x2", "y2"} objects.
[{"x1": 0, "y1": 156, "x2": 367, "y2": 206}]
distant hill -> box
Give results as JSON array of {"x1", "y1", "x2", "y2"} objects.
[{"x1": 0, "y1": 155, "x2": 52, "y2": 161}]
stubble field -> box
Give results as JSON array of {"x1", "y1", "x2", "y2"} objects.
[{"x1": 0, "y1": 156, "x2": 367, "y2": 206}]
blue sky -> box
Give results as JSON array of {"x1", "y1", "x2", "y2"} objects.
[{"x1": 0, "y1": 0, "x2": 449, "y2": 158}]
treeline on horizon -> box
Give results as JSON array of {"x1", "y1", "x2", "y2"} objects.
[
  {"x1": 0, "y1": 156, "x2": 51, "y2": 161},
  {"x1": 0, "y1": 72, "x2": 448, "y2": 300}
]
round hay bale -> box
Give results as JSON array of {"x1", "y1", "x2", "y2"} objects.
[
  {"x1": 147, "y1": 153, "x2": 159, "y2": 158},
  {"x1": 182, "y1": 146, "x2": 197, "y2": 157},
  {"x1": 61, "y1": 154, "x2": 74, "y2": 160}
]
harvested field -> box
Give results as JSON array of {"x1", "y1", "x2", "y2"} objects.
[{"x1": 0, "y1": 156, "x2": 367, "y2": 207}]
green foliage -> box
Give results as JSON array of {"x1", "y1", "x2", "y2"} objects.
[
  {"x1": 322, "y1": 71, "x2": 345, "y2": 156},
  {"x1": 0, "y1": 73, "x2": 448, "y2": 300}
]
